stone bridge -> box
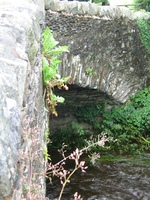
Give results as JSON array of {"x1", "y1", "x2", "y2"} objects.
[
  {"x1": 0, "y1": 0, "x2": 150, "y2": 199},
  {"x1": 46, "y1": 0, "x2": 150, "y2": 103}
]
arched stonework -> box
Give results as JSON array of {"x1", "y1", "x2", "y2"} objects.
[{"x1": 46, "y1": 0, "x2": 150, "y2": 103}]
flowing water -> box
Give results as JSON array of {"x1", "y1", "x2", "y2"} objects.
[{"x1": 46, "y1": 153, "x2": 150, "y2": 200}]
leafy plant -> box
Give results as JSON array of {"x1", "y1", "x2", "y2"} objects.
[
  {"x1": 85, "y1": 67, "x2": 97, "y2": 76},
  {"x1": 67, "y1": 88, "x2": 150, "y2": 154},
  {"x1": 42, "y1": 27, "x2": 70, "y2": 116},
  {"x1": 100, "y1": 88, "x2": 150, "y2": 153},
  {"x1": 137, "y1": 18, "x2": 150, "y2": 55},
  {"x1": 74, "y1": 104, "x2": 104, "y2": 124},
  {"x1": 85, "y1": 67, "x2": 93, "y2": 75},
  {"x1": 50, "y1": 122, "x2": 87, "y2": 149},
  {"x1": 134, "y1": 0, "x2": 150, "y2": 11}
]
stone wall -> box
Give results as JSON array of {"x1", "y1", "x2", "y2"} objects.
[
  {"x1": 46, "y1": 0, "x2": 150, "y2": 103},
  {"x1": 0, "y1": 0, "x2": 45, "y2": 199}
]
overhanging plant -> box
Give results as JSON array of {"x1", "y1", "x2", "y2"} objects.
[{"x1": 42, "y1": 27, "x2": 70, "y2": 116}]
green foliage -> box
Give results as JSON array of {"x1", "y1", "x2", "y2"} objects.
[
  {"x1": 70, "y1": 88, "x2": 150, "y2": 154},
  {"x1": 23, "y1": 184, "x2": 28, "y2": 195},
  {"x1": 100, "y1": 88, "x2": 150, "y2": 153},
  {"x1": 43, "y1": 128, "x2": 51, "y2": 161},
  {"x1": 134, "y1": 0, "x2": 150, "y2": 11},
  {"x1": 42, "y1": 27, "x2": 68, "y2": 58},
  {"x1": 137, "y1": 18, "x2": 150, "y2": 55},
  {"x1": 42, "y1": 27, "x2": 68, "y2": 86},
  {"x1": 86, "y1": 67, "x2": 93, "y2": 75},
  {"x1": 74, "y1": 104, "x2": 105, "y2": 124},
  {"x1": 93, "y1": 0, "x2": 109, "y2": 5},
  {"x1": 42, "y1": 27, "x2": 58, "y2": 57},
  {"x1": 43, "y1": 145, "x2": 50, "y2": 161},
  {"x1": 85, "y1": 67, "x2": 97, "y2": 76},
  {"x1": 50, "y1": 122, "x2": 87, "y2": 149},
  {"x1": 42, "y1": 56, "x2": 61, "y2": 85},
  {"x1": 42, "y1": 27, "x2": 69, "y2": 116}
]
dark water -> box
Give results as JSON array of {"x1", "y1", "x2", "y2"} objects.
[{"x1": 46, "y1": 153, "x2": 150, "y2": 200}]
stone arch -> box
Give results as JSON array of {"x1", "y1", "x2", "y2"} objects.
[{"x1": 46, "y1": 2, "x2": 149, "y2": 103}]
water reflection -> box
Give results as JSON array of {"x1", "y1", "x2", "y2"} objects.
[{"x1": 46, "y1": 153, "x2": 150, "y2": 200}]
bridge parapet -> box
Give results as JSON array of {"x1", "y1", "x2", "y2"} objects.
[{"x1": 45, "y1": 0, "x2": 149, "y2": 20}]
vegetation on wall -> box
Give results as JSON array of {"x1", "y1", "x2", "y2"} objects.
[
  {"x1": 137, "y1": 18, "x2": 150, "y2": 55},
  {"x1": 42, "y1": 27, "x2": 70, "y2": 116}
]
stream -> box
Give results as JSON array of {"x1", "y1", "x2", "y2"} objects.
[{"x1": 46, "y1": 153, "x2": 150, "y2": 200}]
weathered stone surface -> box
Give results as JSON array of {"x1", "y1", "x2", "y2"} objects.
[
  {"x1": 0, "y1": 0, "x2": 45, "y2": 199},
  {"x1": 45, "y1": 0, "x2": 150, "y2": 19},
  {"x1": 46, "y1": 2, "x2": 150, "y2": 103}
]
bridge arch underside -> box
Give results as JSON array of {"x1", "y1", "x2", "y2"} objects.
[
  {"x1": 50, "y1": 84, "x2": 118, "y2": 133},
  {"x1": 46, "y1": 9, "x2": 149, "y2": 104}
]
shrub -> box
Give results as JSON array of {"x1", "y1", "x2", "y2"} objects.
[
  {"x1": 100, "y1": 88, "x2": 150, "y2": 153},
  {"x1": 71, "y1": 88, "x2": 150, "y2": 153},
  {"x1": 134, "y1": 0, "x2": 150, "y2": 11},
  {"x1": 50, "y1": 122, "x2": 87, "y2": 149},
  {"x1": 74, "y1": 104, "x2": 105, "y2": 124}
]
